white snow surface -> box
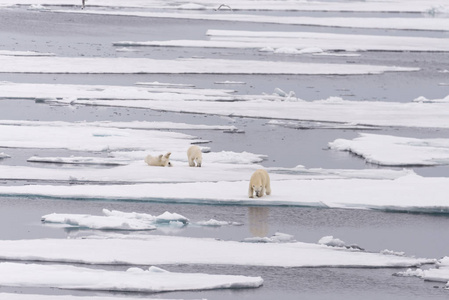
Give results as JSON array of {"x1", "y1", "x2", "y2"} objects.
[
  {"x1": 329, "y1": 133, "x2": 449, "y2": 166},
  {"x1": 0, "y1": 56, "x2": 418, "y2": 75},
  {"x1": 0, "y1": 236, "x2": 434, "y2": 268},
  {"x1": 115, "y1": 29, "x2": 449, "y2": 52},
  {"x1": 0, "y1": 173, "x2": 448, "y2": 213},
  {"x1": 0, "y1": 263, "x2": 263, "y2": 292}
]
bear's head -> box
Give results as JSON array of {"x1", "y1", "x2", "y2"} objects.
[{"x1": 252, "y1": 184, "x2": 263, "y2": 197}]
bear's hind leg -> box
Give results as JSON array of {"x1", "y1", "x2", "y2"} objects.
[{"x1": 188, "y1": 158, "x2": 195, "y2": 167}]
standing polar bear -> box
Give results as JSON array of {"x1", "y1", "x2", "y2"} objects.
[
  {"x1": 187, "y1": 145, "x2": 202, "y2": 167},
  {"x1": 145, "y1": 152, "x2": 172, "y2": 167},
  {"x1": 248, "y1": 169, "x2": 271, "y2": 198}
]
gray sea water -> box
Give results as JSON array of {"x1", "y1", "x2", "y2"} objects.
[{"x1": 1, "y1": 6, "x2": 449, "y2": 300}]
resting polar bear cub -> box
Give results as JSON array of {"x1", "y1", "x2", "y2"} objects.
[
  {"x1": 145, "y1": 152, "x2": 172, "y2": 167},
  {"x1": 248, "y1": 169, "x2": 271, "y2": 198},
  {"x1": 187, "y1": 145, "x2": 202, "y2": 167}
]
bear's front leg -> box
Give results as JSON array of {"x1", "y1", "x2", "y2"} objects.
[{"x1": 248, "y1": 186, "x2": 254, "y2": 198}]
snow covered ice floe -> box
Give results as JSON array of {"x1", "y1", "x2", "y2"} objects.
[
  {"x1": 1, "y1": 0, "x2": 448, "y2": 14},
  {"x1": 394, "y1": 257, "x2": 449, "y2": 288},
  {"x1": 414, "y1": 95, "x2": 449, "y2": 103},
  {"x1": 0, "y1": 50, "x2": 55, "y2": 56},
  {"x1": 329, "y1": 133, "x2": 449, "y2": 167},
  {"x1": 43, "y1": 209, "x2": 242, "y2": 230},
  {"x1": 0, "y1": 262, "x2": 263, "y2": 292},
  {"x1": 0, "y1": 56, "x2": 418, "y2": 75},
  {"x1": 116, "y1": 29, "x2": 449, "y2": 52},
  {"x1": 42, "y1": 209, "x2": 189, "y2": 231},
  {"x1": 195, "y1": 219, "x2": 243, "y2": 227},
  {"x1": 0, "y1": 235, "x2": 435, "y2": 267},
  {"x1": 19, "y1": 90, "x2": 449, "y2": 129},
  {"x1": 27, "y1": 156, "x2": 130, "y2": 166},
  {"x1": 0, "y1": 294, "x2": 186, "y2": 300},
  {"x1": 0, "y1": 161, "x2": 411, "y2": 184},
  {"x1": 5, "y1": 83, "x2": 449, "y2": 129},
  {"x1": 53, "y1": 9, "x2": 449, "y2": 31},
  {"x1": 1, "y1": 173, "x2": 449, "y2": 213},
  {"x1": 0, "y1": 120, "x2": 200, "y2": 152},
  {"x1": 0, "y1": 119, "x2": 238, "y2": 131}
]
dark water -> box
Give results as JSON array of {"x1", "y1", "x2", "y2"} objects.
[{"x1": 0, "y1": 5, "x2": 449, "y2": 300}]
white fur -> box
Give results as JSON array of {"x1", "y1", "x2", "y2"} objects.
[
  {"x1": 145, "y1": 152, "x2": 172, "y2": 167},
  {"x1": 187, "y1": 145, "x2": 202, "y2": 167},
  {"x1": 248, "y1": 169, "x2": 271, "y2": 198}
]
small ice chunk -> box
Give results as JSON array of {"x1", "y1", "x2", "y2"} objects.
[
  {"x1": 318, "y1": 236, "x2": 347, "y2": 247},
  {"x1": 381, "y1": 249, "x2": 405, "y2": 256},
  {"x1": 393, "y1": 268, "x2": 424, "y2": 277},
  {"x1": 298, "y1": 47, "x2": 324, "y2": 54},
  {"x1": 259, "y1": 47, "x2": 274, "y2": 52},
  {"x1": 155, "y1": 211, "x2": 189, "y2": 224},
  {"x1": 242, "y1": 232, "x2": 296, "y2": 243},
  {"x1": 318, "y1": 236, "x2": 363, "y2": 250},
  {"x1": 0, "y1": 152, "x2": 10, "y2": 159}
]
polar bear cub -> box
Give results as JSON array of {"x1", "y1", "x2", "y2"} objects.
[
  {"x1": 248, "y1": 169, "x2": 271, "y2": 198},
  {"x1": 145, "y1": 152, "x2": 172, "y2": 167},
  {"x1": 187, "y1": 145, "x2": 202, "y2": 167}
]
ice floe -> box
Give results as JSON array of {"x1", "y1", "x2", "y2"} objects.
[
  {"x1": 0, "y1": 262, "x2": 263, "y2": 292},
  {"x1": 0, "y1": 121, "x2": 198, "y2": 152},
  {"x1": 6, "y1": 83, "x2": 449, "y2": 130},
  {"x1": 0, "y1": 119, "x2": 237, "y2": 132},
  {"x1": 268, "y1": 120, "x2": 378, "y2": 130},
  {"x1": 1, "y1": 172, "x2": 449, "y2": 213},
  {"x1": 61, "y1": 96, "x2": 449, "y2": 129},
  {"x1": 0, "y1": 235, "x2": 434, "y2": 267},
  {"x1": 41, "y1": 209, "x2": 189, "y2": 231},
  {"x1": 0, "y1": 56, "x2": 417, "y2": 75},
  {"x1": 27, "y1": 156, "x2": 130, "y2": 166},
  {"x1": 115, "y1": 29, "x2": 449, "y2": 52},
  {"x1": 414, "y1": 95, "x2": 449, "y2": 103},
  {"x1": 1, "y1": 0, "x2": 448, "y2": 14},
  {"x1": 54, "y1": 9, "x2": 449, "y2": 31},
  {"x1": 0, "y1": 294, "x2": 181, "y2": 300},
  {"x1": 42, "y1": 212, "x2": 157, "y2": 231},
  {"x1": 394, "y1": 257, "x2": 449, "y2": 288},
  {"x1": 195, "y1": 219, "x2": 242, "y2": 227},
  {"x1": 0, "y1": 50, "x2": 55, "y2": 56},
  {"x1": 329, "y1": 133, "x2": 449, "y2": 166}
]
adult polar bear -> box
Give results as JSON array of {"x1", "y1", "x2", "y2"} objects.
[
  {"x1": 248, "y1": 169, "x2": 271, "y2": 198},
  {"x1": 187, "y1": 145, "x2": 203, "y2": 167}
]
